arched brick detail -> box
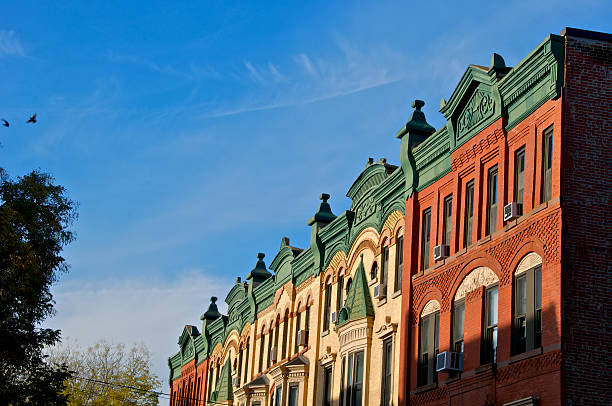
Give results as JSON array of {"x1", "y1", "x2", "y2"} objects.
[
  {"x1": 381, "y1": 210, "x2": 404, "y2": 245},
  {"x1": 347, "y1": 227, "x2": 379, "y2": 269},
  {"x1": 328, "y1": 250, "x2": 348, "y2": 274},
  {"x1": 447, "y1": 254, "x2": 503, "y2": 308},
  {"x1": 507, "y1": 238, "x2": 547, "y2": 276},
  {"x1": 412, "y1": 286, "x2": 444, "y2": 325}
]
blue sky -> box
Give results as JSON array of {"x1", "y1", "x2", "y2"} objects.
[{"x1": 2, "y1": 0, "x2": 611, "y2": 391}]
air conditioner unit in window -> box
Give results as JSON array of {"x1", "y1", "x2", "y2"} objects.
[
  {"x1": 436, "y1": 351, "x2": 463, "y2": 372},
  {"x1": 433, "y1": 244, "x2": 450, "y2": 261},
  {"x1": 232, "y1": 377, "x2": 240, "y2": 387},
  {"x1": 504, "y1": 202, "x2": 523, "y2": 221},
  {"x1": 297, "y1": 330, "x2": 308, "y2": 346},
  {"x1": 331, "y1": 311, "x2": 337, "y2": 324},
  {"x1": 270, "y1": 346, "x2": 278, "y2": 363},
  {"x1": 373, "y1": 284, "x2": 387, "y2": 299}
]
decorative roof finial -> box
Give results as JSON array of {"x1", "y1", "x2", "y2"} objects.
[
  {"x1": 201, "y1": 296, "x2": 222, "y2": 321},
  {"x1": 246, "y1": 252, "x2": 272, "y2": 280},
  {"x1": 307, "y1": 193, "x2": 337, "y2": 226},
  {"x1": 412, "y1": 99, "x2": 425, "y2": 110},
  {"x1": 398, "y1": 100, "x2": 436, "y2": 138}
]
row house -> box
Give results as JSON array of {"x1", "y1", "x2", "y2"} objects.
[{"x1": 168, "y1": 27, "x2": 611, "y2": 406}]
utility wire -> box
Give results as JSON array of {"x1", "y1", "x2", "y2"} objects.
[{"x1": 72, "y1": 375, "x2": 221, "y2": 405}]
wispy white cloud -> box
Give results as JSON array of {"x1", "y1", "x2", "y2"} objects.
[
  {"x1": 46, "y1": 271, "x2": 233, "y2": 389},
  {"x1": 244, "y1": 60, "x2": 266, "y2": 85},
  {"x1": 0, "y1": 30, "x2": 25, "y2": 57},
  {"x1": 294, "y1": 53, "x2": 315, "y2": 75}
]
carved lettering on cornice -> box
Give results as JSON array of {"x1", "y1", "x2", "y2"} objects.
[{"x1": 457, "y1": 89, "x2": 495, "y2": 139}]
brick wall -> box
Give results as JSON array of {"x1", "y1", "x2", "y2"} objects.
[{"x1": 560, "y1": 32, "x2": 612, "y2": 405}]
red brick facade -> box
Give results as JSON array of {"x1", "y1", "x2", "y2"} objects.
[
  {"x1": 170, "y1": 358, "x2": 208, "y2": 406},
  {"x1": 398, "y1": 29, "x2": 611, "y2": 406}
]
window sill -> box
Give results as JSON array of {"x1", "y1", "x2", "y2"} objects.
[
  {"x1": 391, "y1": 290, "x2": 402, "y2": 299},
  {"x1": 475, "y1": 363, "x2": 494, "y2": 374},
  {"x1": 508, "y1": 347, "x2": 543, "y2": 364},
  {"x1": 368, "y1": 277, "x2": 378, "y2": 287},
  {"x1": 412, "y1": 382, "x2": 437, "y2": 394},
  {"x1": 376, "y1": 298, "x2": 387, "y2": 307},
  {"x1": 320, "y1": 330, "x2": 329, "y2": 337}
]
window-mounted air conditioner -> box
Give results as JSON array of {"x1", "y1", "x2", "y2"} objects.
[
  {"x1": 331, "y1": 311, "x2": 337, "y2": 324},
  {"x1": 433, "y1": 244, "x2": 450, "y2": 261},
  {"x1": 436, "y1": 351, "x2": 463, "y2": 372},
  {"x1": 232, "y1": 377, "x2": 240, "y2": 387},
  {"x1": 504, "y1": 202, "x2": 523, "y2": 221},
  {"x1": 270, "y1": 346, "x2": 278, "y2": 363},
  {"x1": 373, "y1": 284, "x2": 387, "y2": 299},
  {"x1": 297, "y1": 330, "x2": 308, "y2": 346}
]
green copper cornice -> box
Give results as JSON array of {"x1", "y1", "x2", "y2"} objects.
[
  {"x1": 225, "y1": 278, "x2": 247, "y2": 313},
  {"x1": 498, "y1": 34, "x2": 564, "y2": 130}
]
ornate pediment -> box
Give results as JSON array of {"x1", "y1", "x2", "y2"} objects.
[
  {"x1": 440, "y1": 64, "x2": 503, "y2": 150},
  {"x1": 456, "y1": 88, "x2": 495, "y2": 140}
]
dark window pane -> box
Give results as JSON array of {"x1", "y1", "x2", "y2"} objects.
[
  {"x1": 515, "y1": 147, "x2": 525, "y2": 204},
  {"x1": 443, "y1": 195, "x2": 452, "y2": 246},
  {"x1": 487, "y1": 167, "x2": 498, "y2": 235},
  {"x1": 394, "y1": 236, "x2": 403, "y2": 293},
  {"x1": 464, "y1": 181, "x2": 474, "y2": 248},
  {"x1": 422, "y1": 209, "x2": 431, "y2": 270}
]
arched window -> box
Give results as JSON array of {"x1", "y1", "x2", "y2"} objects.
[
  {"x1": 258, "y1": 328, "x2": 265, "y2": 372},
  {"x1": 370, "y1": 261, "x2": 378, "y2": 280},
  {"x1": 294, "y1": 304, "x2": 302, "y2": 354},
  {"x1": 394, "y1": 231, "x2": 404, "y2": 293},
  {"x1": 513, "y1": 253, "x2": 543, "y2": 355},
  {"x1": 346, "y1": 278, "x2": 352, "y2": 295},
  {"x1": 267, "y1": 323, "x2": 274, "y2": 368},
  {"x1": 323, "y1": 279, "x2": 333, "y2": 332},
  {"x1": 273, "y1": 315, "x2": 280, "y2": 364},
  {"x1": 305, "y1": 304, "x2": 311, "y2": 344},
  {"x1": 237, "y1": 345, "x2": 243, "y2": 386},
  {"x1": 282, "y1": 309, "x2": 289, "y2": 360},
  {"x1": 381, "y1": 243, "x2": 390, "y2": 288},
  {"x1": 336, "y1": 272, "x2": 344, "y2": 314},
  {"x1": 418, "y1": 300, "x2": 440, "y2": 387},
  {"x1": 453, "y1": 266, "x2": 499, "y2": 361},
  {"x1": 243, "y1": 339, "x2": 250, "y2": 384}
]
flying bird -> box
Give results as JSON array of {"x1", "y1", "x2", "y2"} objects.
[
  {"x1": 1, "y1": 119, "x2": 8, "y2": 127},
  {"x1": 26, "y1": 113, "x2": 37, "y2": 124}
]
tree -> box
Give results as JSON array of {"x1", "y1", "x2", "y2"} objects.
[
  {"x1": 48, "y1": 340, "x2": 162, "y2": 405},
  {"x1": 0, "y1": 169, "x2": 77, "y2": 404}
]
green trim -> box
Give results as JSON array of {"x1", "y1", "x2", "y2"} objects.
[{"x1": 337, "y1": 255, "x2": 375, "y2": 326}]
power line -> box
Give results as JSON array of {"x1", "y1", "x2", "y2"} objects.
[{"x1": 71, "y1": 375, "x2": 218, "y2": 405}]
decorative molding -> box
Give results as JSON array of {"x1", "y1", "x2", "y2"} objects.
[
  {"x1": 515, "y1": 252, "x2": 542, "y2": 275},
  {"x1": 421, "y1": 300, "x2": 441, "y2": 317},
  {"x1": 375, "y1": 320, "x2": 398, "y2": 339},
  {"x1": 454, "y1": 267, "x2": 499, "y2": 300},
  {"x1": 319, "y1": 347, "x2": 337, "y2": 366},
  {"x1": 457, "y1": 89, "x2": 495, "y2": 140}
]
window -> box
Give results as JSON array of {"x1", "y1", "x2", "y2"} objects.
[
  {"x1": 515, "y1": 147, "x2": 525, "y2": 206},
  {"x1": 259, "y1": 332, "x2": 265, "y2": 372},
  {"x1": 543, "y1": 127, "x2": 553, "y2": 202},
  {"x1": 421, "y1": 209, "x2": 431, "y2": 270},
  {"x1": 394, "y1": 235, "x2": 404, "y2": 293},
  {"x1": 288, "y1": 384, "x2": 299, "y2": 406},
  {"x1": 344, "y1": 351, "x2": 364, "y2": 406},
  {"x1": 336, "y1": 274, "x2": 344, "y2": 314},
  {"x1": 294, "y1": 310, "x2": 301, "y2": 354},
  {"x1": 418, "y1": 310, "x2": 439, "y2": 387},
  {"x1": 281, "y1": 311, "x2": 289, "y2": 360},
  {"x1": 273, "y1": 318, "x2": 280, "y2": 364},
  {"x1": 243, "y1": 342, "x2": 250, "y2": 384},
  {"x1": 370, "y1": 261, "x2": 378, "y2": 280},
  {"x1": 305, "y1": 306, "x2": 311, "y2": 344},
  {"x1": 381, "y1": 338, "x2": 393, "y2": 406},
  {"x1": 464, "y1": 181, "x2": 474, "y2": 248},
  {"x1": 482, "y1": 285, "x2": 498, "y2": 364},
  {"x1": 453, "y1": 299, "x2": 465, "y2": 353},
  {"x1": 381, "y1": 245, "x2": 390, "y2": 289},
  {"x1": 323, "y1": 366, "x2": 333, "y2": 406},
  {"x1": 443, "y1": 195, "x2": 452, "y2": 246},
  {"x1": 486, "y1": 166, "x2": 498, "y2": 235},
  {"x1": 513, "y1": 265, "x2": 542, "y2": 354},
  {"x1": 340, "y1": 356, "x2": 346, "y2": 406},
  {"x1": 237, "y1": 347, "x2": 243, "y2": 386},
  {"x1": 323, "y1": 282, "x2": 333, "y2": 332},
  {"x1": 267, "y1": 326, "x2": 274, "y2": 368},
  {"x1": 275, "y1": 386, "x2": 282, "y2": 406}
]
